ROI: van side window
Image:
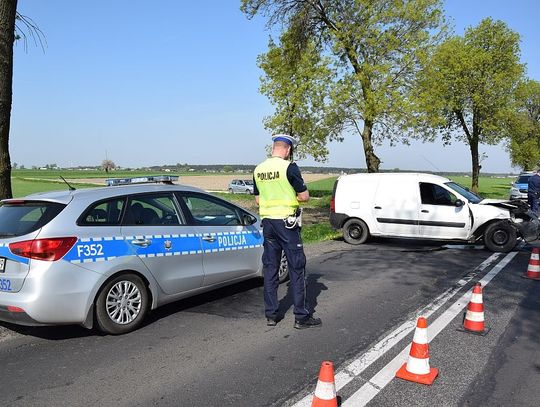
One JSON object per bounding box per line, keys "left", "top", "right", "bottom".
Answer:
{"left": 420, "top": 183, "right": 456, "bottom": 206}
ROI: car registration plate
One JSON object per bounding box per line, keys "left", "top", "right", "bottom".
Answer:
{"left": 0, "top": 257, "right": 4, "bottom": 272}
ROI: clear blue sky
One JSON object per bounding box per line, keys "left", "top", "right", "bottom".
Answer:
{"left": 10, "top": 0, "right": 540, "bottom": 173}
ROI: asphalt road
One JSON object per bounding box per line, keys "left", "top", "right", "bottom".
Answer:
{"left": 0, "top": 239, "right": 538, "bottom": 407}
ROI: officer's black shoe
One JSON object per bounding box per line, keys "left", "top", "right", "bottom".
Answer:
{"left": 294, "top": 316, "right": 322, "bottom": 329}
{"left": 267, "top": 318, "right": 278, "bottom": 327}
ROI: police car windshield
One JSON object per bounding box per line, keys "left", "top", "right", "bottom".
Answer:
{"left": 0, "top": 201, "right": 65, "bottom": 237}
{"left": 445, "top": 182, "right": 482, "bottom": 204}
{"left": 517, "top": 175, "right": 531, "bottom": 184}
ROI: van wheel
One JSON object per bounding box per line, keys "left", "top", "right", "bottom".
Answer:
{"left": 343, "top": 218, "right": 369, "bottom": 245}
{"left": 484, "top": 221, "right": 517, "bottom": 252}
{"left": 95, "top": 273, "right": 149, "bottom": 335}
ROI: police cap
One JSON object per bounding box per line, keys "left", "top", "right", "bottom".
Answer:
{"left": 271, "top": 134, "right": 297, "bottom": 147}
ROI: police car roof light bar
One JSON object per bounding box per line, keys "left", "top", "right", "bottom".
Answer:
{"left": 106, "top": 175, "right": 179, "bottom": 186}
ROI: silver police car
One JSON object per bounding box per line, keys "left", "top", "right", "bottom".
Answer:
{"left": 0, "top": 176, "right": 288, "bottom": 334}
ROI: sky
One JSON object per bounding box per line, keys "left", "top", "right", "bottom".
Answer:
{"left": 9, "top": 0, "right": 540, "bottom": 173}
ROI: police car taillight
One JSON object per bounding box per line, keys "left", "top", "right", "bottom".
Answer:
{"left": 330, "top": 197, "right": 335, "bottom": 212}
{"left": 9, "top": 237, "right": 78, "bottom": 261}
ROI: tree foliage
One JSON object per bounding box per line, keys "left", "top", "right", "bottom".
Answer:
{"left": 507, "top": 79, "right": 540, "bottom": 170}
{"left": 258, "top": 33, "right": 338, "bottom": 161}
{"left": 414, "top": 18, "right": 524, "bottom": 192}
{"left": 242, "top": 0, "right": 446, "bottom": 172}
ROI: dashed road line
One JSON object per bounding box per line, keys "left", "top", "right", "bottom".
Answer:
{"left": 342, "top": 251, "right": 517, "bottom": 406}
{"left": 290, "top": 252, "right": 503, "bottom": 407}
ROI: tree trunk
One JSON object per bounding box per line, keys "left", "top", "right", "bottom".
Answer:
{"left": 0, "top": 0, "right": 17, "bottom": 200}
{"left": 361, "top": 119, "right": 381, "bottom": 173}
{"left": 469, "top": 136, "right": 480, "bottom": 194}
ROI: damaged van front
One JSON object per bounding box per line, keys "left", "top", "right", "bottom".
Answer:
{"left": 472, "top": 198, "right": 540, "bottom": 251}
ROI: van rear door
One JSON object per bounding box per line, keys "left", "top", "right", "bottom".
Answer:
{"left": 372, "top": 176, "right": 419, "bottom": 237}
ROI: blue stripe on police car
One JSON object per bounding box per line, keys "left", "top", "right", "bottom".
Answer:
{"left": 63, "top": 231, "right": 263, "bottom": 264}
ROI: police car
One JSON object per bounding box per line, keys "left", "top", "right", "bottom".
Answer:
{"left": 0, "top": 176, "right": 288, "bottom": 334}
{"left": 509, "top": 172, "right": 533, "bottom": 200}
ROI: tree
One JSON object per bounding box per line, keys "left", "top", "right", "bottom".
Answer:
{"left": 0, "top": 0, "right": 18, "bottom": 199}
{"left": 0, "top": 3, "right": 44, "bottom": 199}
{"left": 242, "top": 0, "right": 446, "bottom": 172}
{"left": 414, "top": 18, "right": 524, "bottom": 192}
{"left": 101, "top": 159, "right": 116, "bottom": 173}
{"left": 258, "top": 33, "right": 338, "bottom": 161}
{"left": 507, "top": 79, "right": 540, "bottom": 170}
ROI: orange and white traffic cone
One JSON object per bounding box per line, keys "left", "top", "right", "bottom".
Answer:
{"left": 311, "top": 361, "right": 337, "bottom": 407}
{"left": 523, "top": 247, "right": 540, "bottom": 280}
{"left": 459, "top": 283, "right": 490, "bottom": 336}
{"left": 395, "top": 316, "right": 438, "bottom": 385}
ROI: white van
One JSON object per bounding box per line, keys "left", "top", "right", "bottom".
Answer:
{"left": 329, "top": 173, "right": 540, "bottom": 252}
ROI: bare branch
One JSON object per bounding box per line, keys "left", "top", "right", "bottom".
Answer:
{"left": 15, "top": 13, "right": 46, "bottom": 53}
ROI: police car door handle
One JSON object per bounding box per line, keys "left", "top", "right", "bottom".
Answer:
{"left": 374, "top": 206, "right": 382, "bottom": 210}
{"left": 131, "top": 239, "right": 152, "bottom": 247}
{"left": 202, "top": 235, "right": 216, "bottom": 242}
{"left": 421, "top": 209, "right": 429, "bottom": 213}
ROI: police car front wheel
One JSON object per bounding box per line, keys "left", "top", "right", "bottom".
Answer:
{"left": 278, "top": 251, "right": 289, "bottom": 283}
{"left": 95, "top": 273, "right": 149, "bottom": 335}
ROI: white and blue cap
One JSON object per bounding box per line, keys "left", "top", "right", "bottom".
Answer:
{"left": 271, "top": 134, "right": 297, "bottom": 147}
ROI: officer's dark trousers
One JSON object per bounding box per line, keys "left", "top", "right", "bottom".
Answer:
{"left": 528, "top": 193, "right": 539, "bottom": 214}
{"left": 261, "top": 218, "right": 310, "bottom": 322}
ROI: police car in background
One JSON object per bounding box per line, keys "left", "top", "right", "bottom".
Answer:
{"left": 0, "top": 176, "right": 288, "bottom": 334}
{"left": 509, "top": 172, "right": 533, "bottom": 200}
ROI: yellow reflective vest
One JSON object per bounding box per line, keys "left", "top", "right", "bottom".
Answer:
{"left": 254, "top": 157, "right": 299, "bottom": 219}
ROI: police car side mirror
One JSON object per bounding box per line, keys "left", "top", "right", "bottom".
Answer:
{"left": 242, "top": 214, "right": 257, "bottom": 226}
{"left": 455, "top": 199, "right": 464, "bottom": 208}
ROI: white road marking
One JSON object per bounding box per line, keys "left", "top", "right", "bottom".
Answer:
{"left": 342, "top": 251, "right": 517, "bottom": 407}
{"left": 290, "top": 252, "right": 503, "bottom": 407}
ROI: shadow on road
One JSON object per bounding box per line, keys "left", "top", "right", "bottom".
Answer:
{"left": 277, "top": 273, "right": 328, "bottom": 320}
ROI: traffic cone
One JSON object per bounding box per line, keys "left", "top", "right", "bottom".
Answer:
{"left": 523, "top": 247, "right": 540, "bottom": 280}
{"left": 459, "top": 283, "right": 490, "bottom": 336}
{"left": 311, "top": 361, "right": 337, "bottom": 407}
{"left": 395, "top": 316, "right": 438, "bottom": 385}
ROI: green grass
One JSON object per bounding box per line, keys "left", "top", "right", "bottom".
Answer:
{"left": 301, "top": 223, "right": 341, "bottom": 244}
{"left": 11, "top": 178, "right": 96, "bottom": 198}
{"left": 11, "top": 169, "right": 217, "bottom": 179}
{"left": 307, "top": 177, "right": 337, "bottom": 192}
{"left": 444, "top": 175, "right": 512, "bottom": 199}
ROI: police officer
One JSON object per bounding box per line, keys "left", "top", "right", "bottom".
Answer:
{"left": 253, "top": 134, "right": 322, "bottom": 329}
{"left": 528, "top": 169, "right": 540, "bottom": 214}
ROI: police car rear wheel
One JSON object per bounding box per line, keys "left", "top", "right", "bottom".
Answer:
{"left": 484, "top": 221, "right": 517, "bottom": 253}
{"left": 96, "top": 273, "right": 149, "bottom": 335}
{"left": 343, "top": 218, "right": 369, "bottom": 245}
{"left": 278, "top": 251, "right": 289, "bottom": 283}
